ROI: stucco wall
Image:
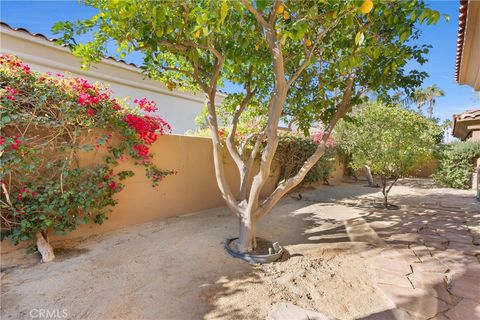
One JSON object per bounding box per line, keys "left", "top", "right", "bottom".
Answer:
{"left": 0, "top": 134, "right": 280, "bottom": 253}
{"left": 0, "top": 25, "right": 215, "bottom": 134}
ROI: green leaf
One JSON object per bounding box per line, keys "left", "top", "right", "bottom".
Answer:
{"left": 220, "top": 0, "right": 228, "bottom": 24}
{"left": 400, "top": 31, "right": 409, "bottom": 43}
{"left": 355, "top": 32, "right": 365, "bottom": 46}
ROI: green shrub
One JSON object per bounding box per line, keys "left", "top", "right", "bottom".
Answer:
{"left": 433, "top": 140, "right": 480, "bottom": 189}
{"left": 275, "top": 134, "right": 336, "bottom": 185}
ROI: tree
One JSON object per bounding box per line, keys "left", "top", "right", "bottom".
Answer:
{"left": 441, "top": 119, "right": 452, "bottom": 143}
{"left": 335, "top": 103, "right": 441, "bottom": 207}
{"left": 424, "top": 85, "right": 444, "bottom": 118}
{"left": 411, "top": 88, "right": 427, "bottom": 114}
{"left": 54, "top": 0, "right": 442, "bottom": 253}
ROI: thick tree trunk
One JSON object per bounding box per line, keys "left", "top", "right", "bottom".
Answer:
{"left": 237, "top": 211, "right": 257, "bottom": 253}
{"left": 36, "top": 231, "right": 55, "bottom": 262}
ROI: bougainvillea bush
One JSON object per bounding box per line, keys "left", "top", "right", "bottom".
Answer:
{"left": 0, "top": 55, "right": 173, "bottom": 261}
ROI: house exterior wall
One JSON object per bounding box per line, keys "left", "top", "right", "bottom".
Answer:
{"left": 0, "top": 25, "right": 212, "bottom": 134}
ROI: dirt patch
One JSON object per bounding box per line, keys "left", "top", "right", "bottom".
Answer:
{"left": 202, "top": 249, "right": 392, "bottom": 320}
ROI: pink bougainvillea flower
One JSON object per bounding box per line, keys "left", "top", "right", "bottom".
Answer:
{"left": 311, "top": 131, "right": 336, "bottom": 148}
{"left": 10, "top": 137, "right": 22, "bottom": 150}
{"left": 135, "top": 98, "right": 158, "bottom": 112}
{"left": 132, "top": 144, "right": 150, "bottom": 159}
{"left": 87, "top": 109, "right": 95, "bottom": 116}
{"left": 22, "top": 65, "right": 30, "bottom": 74}
{"left": 4, "top": 86, "right": 17, "bottom": 101}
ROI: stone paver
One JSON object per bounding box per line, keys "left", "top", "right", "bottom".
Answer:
{"left": 369, "top": 182, "right": 480, "bottom": 319}
{"left": 444, "top": 298, "right": 480, "bottom": 320}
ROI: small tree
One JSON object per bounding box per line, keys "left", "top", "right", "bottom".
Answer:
{"left": 335, "top": 103, "right": 440, "bottom": 207}
{"left": 54, "top": 0, "right": 442, "bottom": 253}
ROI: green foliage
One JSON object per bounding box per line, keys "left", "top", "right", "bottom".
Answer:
{"left": 275, "top": 134, "right": 336, "bottom": 185}
{"left": 0, "top": 55, "right": 173, "bottom": 247}
{"left": 433, "top": 141, "right": 480, "bottom": 189}
{"left": 335, "top": 103, "right": 440, "bottom": 180}
{"left": 52, "top": 0, "right": 444, "bottom": 135}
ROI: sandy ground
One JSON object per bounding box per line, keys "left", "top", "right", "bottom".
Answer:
{"left": 1, "top": 179, "right": 478, "bottom": 320}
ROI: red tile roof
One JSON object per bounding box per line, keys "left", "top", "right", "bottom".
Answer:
{"left": 455, "top": 0, "right": 469, "bottom": 82}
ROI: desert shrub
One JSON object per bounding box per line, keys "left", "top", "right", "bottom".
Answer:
{"left": 0, "top": 55, "right": 174, "bottom": 256}
{"left": 433, "top": 140, "right": 480, "bottom": 189}
{"left": 275, "top": 133, "right": 336, "bottom": 185}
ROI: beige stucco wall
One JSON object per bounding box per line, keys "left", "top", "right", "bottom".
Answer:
{"left": 0, "top": 134, "right": 279, "bottom": 253}
{"left": 0, "top": 25, "right": 219, "bottom": 133}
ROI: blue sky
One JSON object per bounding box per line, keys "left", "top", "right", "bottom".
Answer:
{"left": 1, "top": 0, "right": 479, "bottom": 122}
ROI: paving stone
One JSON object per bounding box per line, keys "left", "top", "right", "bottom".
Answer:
{"left": 407, "top": 271, "right": 446, "bottom": 289}
{"left": 377, "top": 284, "right": 450, "bottom": 319}
{"left": 409, "top": 244, "right": 433, "bottom": 262}
{"left": 444, "top": 298, "right": 480, "bottom": 320}
{"left": 429, "top": 313, "right": 452, "bottom": 320}
{"left": 422, "top": 240, "right": 449, "bottom": 251}
{"left": 449, "top": 275, "right": 480, "bottom": 302}
{"left": 387, "top": 233, "right": 420, "bottom": 243}
{"left": 267, "top": 302, "right": 331, "bottom": 320}
{"left": 419, "top": 227, "right": 440, "bottom": 237}
{"left": 373, "top": 256, "right": 413, "bottom": 275}
{"left": 380, "top": 246, "right": 416, "bottom": 257}
{"left": 376, "top": 269, "right": 414, "bottom": 288}
{"left": 411, "top": 260, "right": 449, "bottom": 274}
{"left": 441, "top": 231, "right": 474, "bottom": 245}
{"left": 447, "top": 242, "right": 480, "bottom": 257}
{"left": 406, "top": 272, "right": 455, "bottom": 304}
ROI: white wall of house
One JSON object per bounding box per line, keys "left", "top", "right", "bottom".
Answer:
{"left": 0, "top": 24, "right": 218, "bottom": 133}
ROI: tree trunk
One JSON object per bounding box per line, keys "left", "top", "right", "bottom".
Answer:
{"left": 364, "top": 165, "right": 374, "bottom": 186}
{"left": 36, "top": 231, "right": 55, "bottom": 262}
{"left": 237, "top": 214, "right": 257, "bottom": 253}
{"left": 381, "top": 177, "right": 388, "bottom": 208}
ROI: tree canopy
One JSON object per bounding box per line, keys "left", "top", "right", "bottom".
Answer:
{"left": 335, "top": 102, "right": 441, "bottom": 206}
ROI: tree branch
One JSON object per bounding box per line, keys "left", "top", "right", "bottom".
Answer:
{"left": 287, "top": 12, "right": 347, "bottom": 88}
{"left": 240, "top": 0, "right": 270, "bottom": 29}
{"left": 257, "top": 76, "right": 356, "bottom": 217}
{"left": 268, "top": 0, "right": 282, "bottom": 25}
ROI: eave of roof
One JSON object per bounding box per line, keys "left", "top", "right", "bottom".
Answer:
{"left": 455, "top": 0, "right": 469, "bottom": 82}
{"left": 0, "top": 21, "right": 140, "bottom": 69}
{"left": 452, "top": 108, "right": 480, "bottom": 139}
{"left": 0, "top": 21, "right": 229, "bottom": 97}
